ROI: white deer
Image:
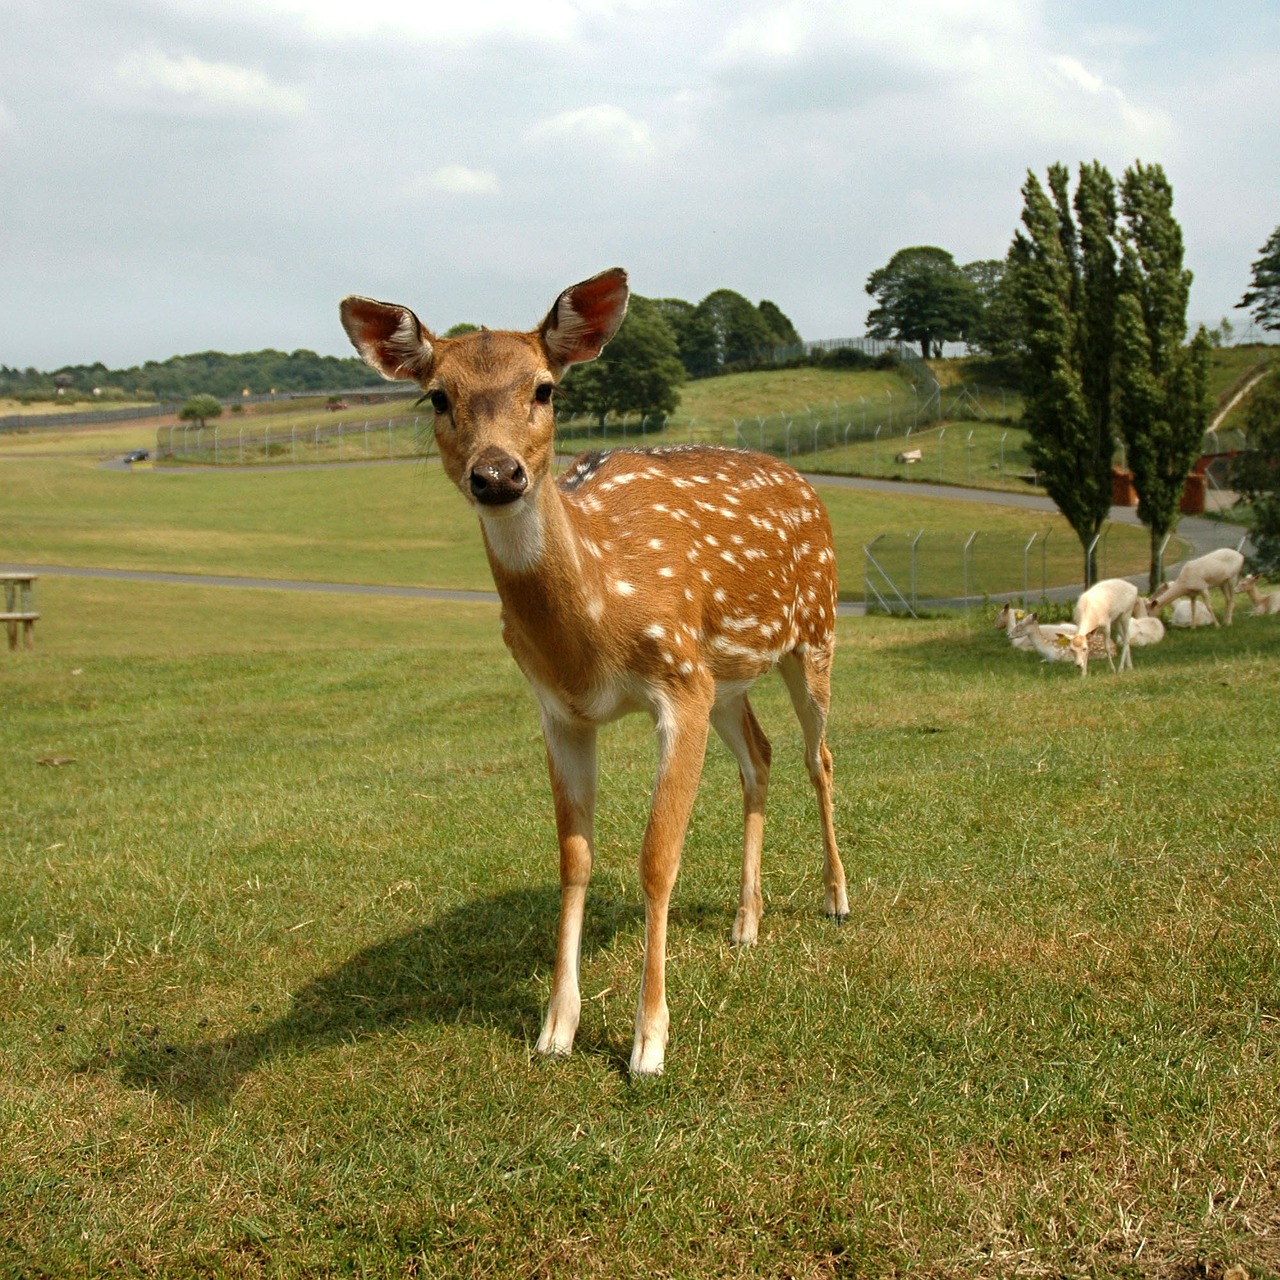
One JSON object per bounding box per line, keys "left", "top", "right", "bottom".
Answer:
{"left": 1068, "top": 578, "right": 1139, "bottom": 676}
{"left": 1147, "top": 547, "right": 1245, "bottom": 628}
{"left": 996, "top": 601, "right": 1079, "bottom": 652}
{"left": 340, "top": 269, "right": 848, "bottom": 1078}
{"left": 1010, "top": 612, "right": 1114, "bottom": 663}
{"left": 1239, "top": 573, "right": 1280, "bottom": 616}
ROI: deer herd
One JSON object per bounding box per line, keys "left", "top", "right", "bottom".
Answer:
{"left": 340, "top": 267, "right": 1270, "bottom": 1077}
{"left": 998, "top": 544, "right": 1265, "bottom": 677}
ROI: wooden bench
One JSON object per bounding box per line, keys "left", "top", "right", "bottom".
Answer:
{"left": 1, "top": 573, "right": 38, "bottom": 650}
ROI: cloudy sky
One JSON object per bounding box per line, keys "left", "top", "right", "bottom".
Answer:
{"left": 1, "top": 0, "right": 1277, "bottom": 371}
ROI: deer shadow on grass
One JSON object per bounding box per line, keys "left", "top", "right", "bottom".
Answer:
{"left": 112, "top": 885, "right": 642, "bottom": 1108}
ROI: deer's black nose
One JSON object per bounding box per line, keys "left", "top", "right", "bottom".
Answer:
{"left": 469, "top": 449, "right": 528, "bottom": 505}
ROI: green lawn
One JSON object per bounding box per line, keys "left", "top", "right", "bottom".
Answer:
{"left": 2, "top": 577, "right": 1279, "bottom": 1277}
{"left": 0, "top": 454, "right": 1173, "bottom": 605}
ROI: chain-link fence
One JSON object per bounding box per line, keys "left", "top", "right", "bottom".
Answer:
{"left": 861, "top": 524, "right": 1163, "bottom": 615}
{"left": 157, "top": 415, "right": 429, "bottom": 464}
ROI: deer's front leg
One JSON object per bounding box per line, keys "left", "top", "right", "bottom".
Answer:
{"left": 632, "top": 693, "right": 711, "bottom": 1078}
{"left": 536, "top": 714, "right": 597, "bottom": 1061}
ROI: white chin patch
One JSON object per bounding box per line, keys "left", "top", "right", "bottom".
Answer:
{"left": 480, "top": 495, "right": 543, "bottom": 572}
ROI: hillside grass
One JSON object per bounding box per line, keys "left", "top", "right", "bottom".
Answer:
{"left": 2, "top": 576, "right": 1279, "bottom": 1278}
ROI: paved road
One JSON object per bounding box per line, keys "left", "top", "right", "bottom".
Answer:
{"left": 3, "top": 467, "right": 1250, "bottom": 617}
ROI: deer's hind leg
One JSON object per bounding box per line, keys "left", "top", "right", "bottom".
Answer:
{"left": 778, "top": 643, "right": 848, "bottom": 923}
{"left": 711, "top": 691, "right": 772, "bottom": 946}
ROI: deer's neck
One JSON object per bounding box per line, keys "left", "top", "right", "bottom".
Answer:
{"left": 477, "top": 478, "right": 610, "bottom": 688}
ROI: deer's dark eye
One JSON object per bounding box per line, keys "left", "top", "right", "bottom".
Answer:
{"left": 428, "top": 390, "right": 450, "bottom": 414}
{"left": 534, "top": 382, "right": 555, "bottom": 405}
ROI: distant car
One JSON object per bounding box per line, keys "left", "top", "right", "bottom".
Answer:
{"left": 326, "top": 400, "right": 349, "bottom": 411}
{"left": 122, "top": 449, "right": 149, "bottom": 463}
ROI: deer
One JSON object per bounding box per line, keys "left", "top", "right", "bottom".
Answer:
{"left": 1067, "top": 578, "right": 1139, "bottom": 676}
{"left": 1147, "top": 547, "right": 1245, "bottom": 628}
{"left": 1239, "top": 572, "right": 1280, "bottom": 616}
{"left": 1009, "top": 611, "right": 1115, "bottom": 663}
{"left": 339, "top": 268, "right": 848, "bottom": 1078}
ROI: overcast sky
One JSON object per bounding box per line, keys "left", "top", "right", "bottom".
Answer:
{"left": 1, "top": 0, "right": 1277, "bottom": 371}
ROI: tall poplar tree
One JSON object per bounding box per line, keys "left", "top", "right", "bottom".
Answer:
{"left": 1010, "top": 163, "right": 1117, "bottom": 583}
{"left": 1113, "top": 162, "right": 1212, "bottom": 589}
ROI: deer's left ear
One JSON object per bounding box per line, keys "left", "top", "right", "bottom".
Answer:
{"left": 539, "top": 268, "right": 629, "bottom": 371}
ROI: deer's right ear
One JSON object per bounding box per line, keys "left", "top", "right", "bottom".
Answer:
{"left": 539, "top": 267, "right": 629, "bottom": 371}
{"left": 339, "top": 296, "right": 434, "bottom": 382}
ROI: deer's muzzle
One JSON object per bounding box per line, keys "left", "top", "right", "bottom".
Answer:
{"left": 469, "top": 448, "right": 529, "bottom": 506}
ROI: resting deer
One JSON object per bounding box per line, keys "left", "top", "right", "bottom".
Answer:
{"left": 1068, "top": 578, "right": 1138, "bottom": 676}
{"left": 1147, "top": 547, "right": 1245, "bottom": 627}
{"left": 1239, "top": 573, "right": 1280, "bottom": 616}
{"left": 339, "top": 269, "right": 847, "bottom": 1077}
{"left": 1010, "top": 612, "right": 1113, "bottom": 663}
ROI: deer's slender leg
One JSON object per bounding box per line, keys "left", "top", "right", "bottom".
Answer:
{"left": 710, "top": 693, "right": 772, "bottom": 946}
{"left": 536, "top": 713, "right": 597, "bottom": 1060}
{"left": 631, "top": 689, "right": 712, "bottom": 1077}
{"left": 779, "top": 645, "right": 848, "bottom": 923}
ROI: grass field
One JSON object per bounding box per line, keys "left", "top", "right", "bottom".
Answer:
{"left": 3, "top": 573, "right": 1279, "bottom": 1278}
{"left": 0, "top": 453, "right": 1172, "bottom": 604}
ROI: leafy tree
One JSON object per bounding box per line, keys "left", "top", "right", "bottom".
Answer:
{"left": 695, "top": 289, "right": 777, "bottom": 369}
{"left": 961, "top": 256, "right": 1033, "bottom": 363}
{"left": 864, "top": 246, "right": 980, "bottom": 358}
{"left": 179, "top": 394, "right": 223, "bottom": 429}
{"left": 559, "top": 295, "right": 685, "bottom": 426}
{"left": 653, "top": 298, "right": 719, "bottom": 378}
{"left": 445, "top": 323, "right": 479, "bottom": 337}
{"left": 758, "top": 300, "right": 801, "bottom": 347}
{"left": 1113, "top": 162, "right": 1212, "bottom": 589}
{"left": 1010, "top": 164, "right": 1118, "bottom": 583}
{"left": 1013, "top": 160, "right": 1208, "bottom": 586}
{"left": 1232, "top": 373, "right": 1280, "bottom": 576}
{"left": 1237, "top": 225, "right": 1280, "bottom": 332}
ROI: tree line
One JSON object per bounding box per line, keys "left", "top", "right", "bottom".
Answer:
{"left": 0, "top": 348, "right": 377, "bottom": 403}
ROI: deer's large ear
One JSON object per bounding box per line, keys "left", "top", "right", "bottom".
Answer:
{"left": 539, "top": 268, "right": 629, "bottom": 371}
{"left": 339, "top": 296, "right": 434, "bottom": 382}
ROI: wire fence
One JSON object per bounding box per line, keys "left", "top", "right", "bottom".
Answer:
{"left": 157, "top": 416, "right": 429, "bottom": 464}
{"left": 862, "top": 526, "right": 1138, "bottom": 615}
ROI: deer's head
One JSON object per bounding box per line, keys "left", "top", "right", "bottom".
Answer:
{"left": 340, "top": 269, "right": 629, "bottom": 515}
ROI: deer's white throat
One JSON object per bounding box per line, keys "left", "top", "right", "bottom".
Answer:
{"left": 478, "top": 490, "right": 545, "bottom": 573}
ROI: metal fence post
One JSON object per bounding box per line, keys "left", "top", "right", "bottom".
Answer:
{"left": 910, "top": 529, "right": 924, "bottom": 610}
{"left": 1023, "top": 532, "right": 1037, "bottom": 604}
{"left": 938, "top": 426, "right": 946, "bottom": 482}
{"left": 963, "top": 531, "right": 977, "bottom": 608}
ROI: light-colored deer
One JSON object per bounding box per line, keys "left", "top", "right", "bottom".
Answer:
{"left": 339, "top": 269, "right": 848, "bottom": 1077}
{"left": 1010, "top": 612, "right": 1115, "bottom": 663}
{"left": 1068, "top": 578, "right": 1139, "bottom": 676}
{"left": 1239, "top": 573, "right": 1280, "bottom": 616}
{"left": 1147, "top": 548, "right": 1245, "bottom": 627}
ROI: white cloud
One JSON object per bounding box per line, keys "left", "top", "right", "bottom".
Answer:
{"left": 526, "top": 104, "right": 655, "bottom": 161}
{"left": 114, "top": 47, "right": 307, "bottom": 117}
{"left": 421, "top": 165, "right": 501, "bottom": 196}
{"left": 154, "top": 0, "right": 583, "bottom": 44}
{"left": 0, "top": 100, "right": 18, "bottom": 145}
